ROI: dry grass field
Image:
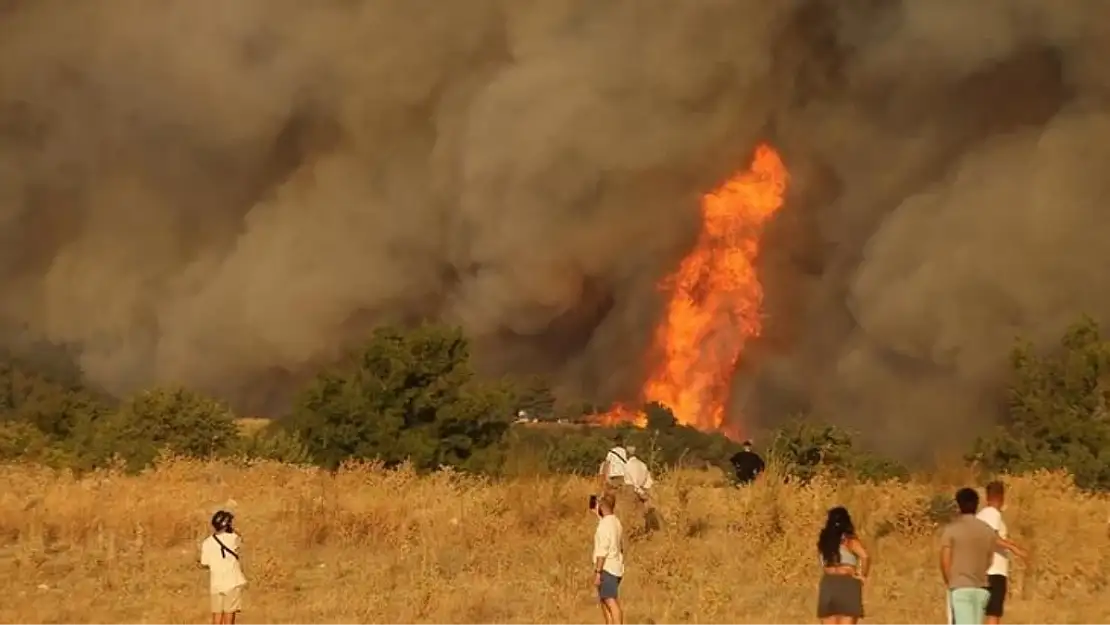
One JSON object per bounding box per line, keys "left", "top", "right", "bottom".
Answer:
{"left": 2, "top": 459, "right": 1109, "bottom": 624}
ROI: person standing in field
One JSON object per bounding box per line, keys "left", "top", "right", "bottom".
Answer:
{"left": 592, "top": 492, "right": 625, "bottom": 625}
{"left": 200, "top": 510, "right": 248, "bottom": 625}
{"left": 623, "top": 445, "right": 660, "bottom": 531}
{"left": 976, "top": 481, "right": 1022, "bottom": 624}
{"left": 729, "top": 440, "right": 765, "bottom": 485}
{"left": 940, "top": 488, "right": 1026, "bottom": 625}
{"left": 816, "top": 506, "right": 870, "bottom": 624}
{"left": 598, "top": 435, "right": 629, "bottom": 494}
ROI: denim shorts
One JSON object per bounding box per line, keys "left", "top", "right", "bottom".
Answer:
{"left": 598, "top": 571, "right": 622, "bottom": 600}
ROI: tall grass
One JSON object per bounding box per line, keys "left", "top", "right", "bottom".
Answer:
{"left": 1, "top": 458, "right": 1108, "bottom": 623}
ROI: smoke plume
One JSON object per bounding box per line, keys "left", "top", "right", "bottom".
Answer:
{"left": 1, "top": 0, "right": 1108, "bottom": 458}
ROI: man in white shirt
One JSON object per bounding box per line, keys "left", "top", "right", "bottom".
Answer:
{"left": 623, "top": 446, "right": 662, "bottom": 531}
{"left": 200, "top": 510, "right": 248, "bottom": 624}
{"left": 598, "top": 436, "right": 629, "bottom": 493}
{"left": 623, "top": 446, "right": 653, "bottom": 500}
{"left": 592, "top": 493, "right": 625, "bottom": 625}
{"left": 976, "top": 481, "right": 1022, "bottom": 624}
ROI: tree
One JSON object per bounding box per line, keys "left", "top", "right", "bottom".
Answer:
{"left": 94, "top": 387, "right": 240, "bottom": 469}
{"left": 644, "top": 401, "right": 677, "bottom": 430}
{"left": 970, "top": 316, "right": 1110, "bottom": 490}
{"left": 289, "top": 324, "right": 512, "bottom": 471}
{"left": 767, "top": 417, "right": 907, "bottom": 483}
{"left": 0, "top": 358, "right": 111, "bottom": 444}
{"left": 508, "top": 374, "right": 557, "bottom": 421}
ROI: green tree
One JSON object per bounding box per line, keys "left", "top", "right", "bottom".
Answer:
{"left": 0, "top": 359, "right": 111, "bottom": 441}
{"left": 644, "top": 401, "right": 677, "bottom": 430}
{"left": 768, "top": 417, "right": 907, "bottom": 483}
{"left": 970, "top": 316, "right": 1110, "bottom": 490}
{"left": 508, "top": 374, "right": 557, "bottom": 421}
{"left": 94, "top": 387, "right": 240, "bottom": 469}
{"left": 289, "top": 324, "right": 512, "bottom": 471}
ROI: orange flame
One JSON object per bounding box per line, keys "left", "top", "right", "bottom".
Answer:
{"left": 599, "top": 143, "right": 787, "bottom": 437}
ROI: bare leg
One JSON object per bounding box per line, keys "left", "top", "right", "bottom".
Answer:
{"left": 211, "top": 613, "right": 220, "bottom": 625}
{"left": 600, "top": 601, "right": 612, "bottom": 624}
{"left": 604, "top": 598, "right": 623, "bottom": 624}
{"left": 819, "top": 618, "right": 837, "bottom": 625}
{"left": 985, "top": 617, "right": 1000, "bottom": 625}
{"left": 227, "top": 612, "right": 237, "bottom": 624}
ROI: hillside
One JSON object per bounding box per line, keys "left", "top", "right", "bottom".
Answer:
{"left": 2, "top": 459, "right": 1108, "bottom": 623}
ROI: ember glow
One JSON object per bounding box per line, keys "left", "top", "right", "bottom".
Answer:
{"left": 599, "top": 143, "right": 787, "bottom": 437}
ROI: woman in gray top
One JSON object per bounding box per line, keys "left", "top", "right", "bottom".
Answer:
{"left": 817, "top": 506, "right": 871, "bottom": 624}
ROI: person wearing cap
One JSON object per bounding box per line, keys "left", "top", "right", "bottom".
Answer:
{"left": 730, "top": 440, "right": 766, "bottom": 485}
{"left": 199, "top": 510, "right": 248, "bottom": 624}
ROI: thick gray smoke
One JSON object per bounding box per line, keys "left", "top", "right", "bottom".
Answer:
{"left": 1, "top": 0, "right": 1108, "bottom": 458}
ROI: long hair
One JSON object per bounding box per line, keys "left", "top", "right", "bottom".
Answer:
{"left": 817, "top": 506, "right": 855, "bottom": 565}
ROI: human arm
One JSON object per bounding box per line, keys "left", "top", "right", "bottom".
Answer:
{"left": 997, "top": 536, "right": 1026, "bottom": 560}
{"left": 939, "top": 528, "right": 953, "bottom": 586}
{"left": 847, "top": 536, "right": 870, "bottom": 580}
{"left": 592, "top": 522, "right": 612, "bottom": 585}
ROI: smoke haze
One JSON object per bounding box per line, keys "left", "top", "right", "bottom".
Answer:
{"left": 1, "top": 0, "right": 1108, "bottom": 458}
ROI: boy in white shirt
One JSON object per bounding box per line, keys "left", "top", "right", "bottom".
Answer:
{"left": 592, "top": 493, "right": 625, "bottom": 625}
{"left": 976, "top": 481, "right": 1022, "bottom": 624}
{"left": 199, "top": 510, "right": 248, "bottom": 624}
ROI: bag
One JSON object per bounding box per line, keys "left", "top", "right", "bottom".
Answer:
{"left": 212, "top": 534, "right": 239, "bottom": 560}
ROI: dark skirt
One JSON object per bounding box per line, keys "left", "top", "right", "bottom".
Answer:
{"left": 817, "top": 573, "right": 864, "bottom": 619}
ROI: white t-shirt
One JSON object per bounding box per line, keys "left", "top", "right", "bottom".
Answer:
{"left": 593, "top": 514, "right": 625, "bottom": 577}
{"left": 976, "top": 506, "right": 1009, "bottom": 577}
{"left": 624, "top": 456, "right": 653, "bottom": 494}
{"left": 604, "top": 447, "right": 628, "bottom": 478}
{"left": 200, "top": 532, "right": 248, "bottom": 593}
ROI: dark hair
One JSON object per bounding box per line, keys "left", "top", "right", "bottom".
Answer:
{"left": 985, "top": 480, "right": 1005, "bottom": 499}
{"left": 613, "top": 434, "right": 624, "bottom": 446}
{"left": 211, "top": 510, "right": 235, "bottom": 533}
{"left": 955, "top": 487, "right": 980, "bottom": 514}
{"left": 817, "top": 506, "right": 855, "bottom": 565}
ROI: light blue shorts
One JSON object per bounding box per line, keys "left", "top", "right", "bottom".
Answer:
{"left": 948, "top": 587, "right": 990, "bottom": 624}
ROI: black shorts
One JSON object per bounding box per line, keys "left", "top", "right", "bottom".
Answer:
{"left": 817, "top": 574, "right": 863, "bottom": 619}
{"left": 986, "top": 574, "right": 1008, "bottom": 617}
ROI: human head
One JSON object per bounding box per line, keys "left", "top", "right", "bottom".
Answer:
{"left": 211, "top": 510, "right": 234, "bottom": 533}
{"left": 817, "top": 506, "right": 855, "bottom": 563}
{"left": 955, "top": 487, "right": 980, "bottom": 515}
{"left": 825, "top": 506, "right": 854, "bottom": 535}
{"left": 985, "top": 480, "right": 1005, "bottom": 508}
{"left": 598, "top": 492, "right": 616, "bottom": 517}
{"left": 626, "top": 445, "right": 637, "bottom": 457}
{"left": 613, "top": 434, "right": 624, "bottom": 448}
{"left": 742, "top": 439, "right": 753, "bottom": 451}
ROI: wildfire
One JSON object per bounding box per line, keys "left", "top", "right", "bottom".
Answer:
{"left": 599, "top": 143, "right": 787, "bottom": 436}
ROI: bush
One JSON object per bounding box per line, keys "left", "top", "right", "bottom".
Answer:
{"left": 767, "top": 417, "right": 907, "bottom": 483}
{"left": 93, "top": 387, "right": 240, "bottom": 470}
{"left": 289, "top": 324, "right": 512, "bottom": 472}
{"left": 970, "top": 316, "right": 1110, "bottom": 490}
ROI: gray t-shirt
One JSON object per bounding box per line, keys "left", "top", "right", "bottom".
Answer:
{"left": 940, "top": 515, "right": 997, "bottom": 589}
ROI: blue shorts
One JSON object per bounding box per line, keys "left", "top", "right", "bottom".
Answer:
{"left": 598, "top": 571, "right": 622, "bottom": 600}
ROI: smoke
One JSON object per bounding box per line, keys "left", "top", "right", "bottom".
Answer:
{"left": 1, "top": 0, "right": 1108, "bottom": 458}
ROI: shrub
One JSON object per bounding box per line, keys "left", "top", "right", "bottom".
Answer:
{"left": 93, "top": 387, "right": 240, "bottom": 470}
{"left": 767, "top": 417, "right": 907, "bottom": 483}
{"left": 970, "top": 316, "right": 1110, "bottom": 490}
{"left": 289, "top": 324, "right": 512, "bottom": 472}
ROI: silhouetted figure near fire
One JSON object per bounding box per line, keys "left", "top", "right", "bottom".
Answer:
{"left": 730, "top": 440, "right": 765, "bottom": 485}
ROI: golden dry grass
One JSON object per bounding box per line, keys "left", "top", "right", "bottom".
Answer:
{"left": 2, "top": 459, "right": 1109, "bottom": 624}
